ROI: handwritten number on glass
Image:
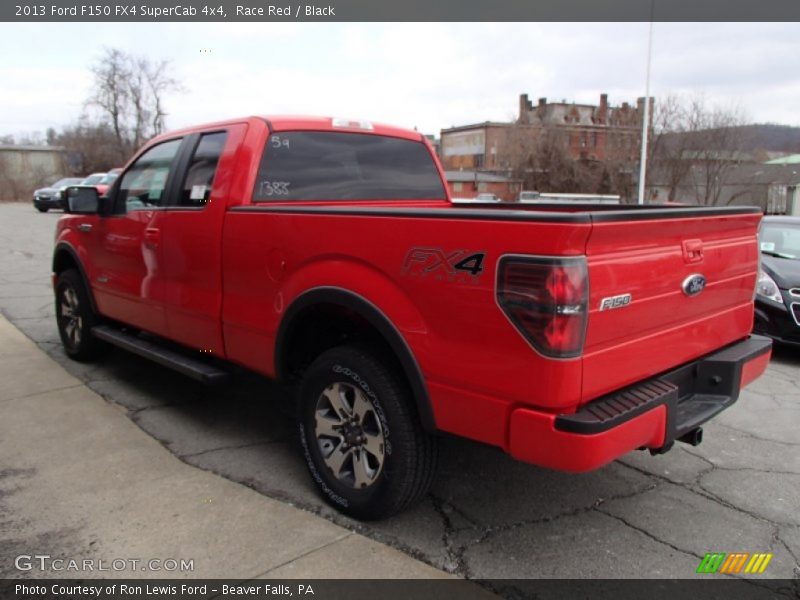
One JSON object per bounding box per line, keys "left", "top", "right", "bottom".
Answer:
{"left": 270, "top": 136, "right": 290, "bottom": 150}
{"left": 259, "top": 181, "right": 291, "bottom": 196}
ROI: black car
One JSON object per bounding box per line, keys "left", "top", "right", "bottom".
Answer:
{"left": 754, "top": 216, "right": 800, "bottom": 345}
{"left": 32, "top": 177, "right": 84, "bottom": 212}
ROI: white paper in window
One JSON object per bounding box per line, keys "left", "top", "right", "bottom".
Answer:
{"left": 190, "top": 185, "right": 207, "bottom": 200}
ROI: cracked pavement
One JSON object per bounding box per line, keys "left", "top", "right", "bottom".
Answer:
{"left": 1, "top": 202, "right": 798, "bottom": 583}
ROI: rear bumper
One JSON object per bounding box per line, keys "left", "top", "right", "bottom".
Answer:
{"left": 508, "top": 335, "right": 772, "bottom": 472}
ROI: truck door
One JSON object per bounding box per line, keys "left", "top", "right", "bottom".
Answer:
{"left": 158, "top": 124, "right": 247, "bottom": 356}
{"left": 85, "top": 138, "right": 184, "bottom": 334}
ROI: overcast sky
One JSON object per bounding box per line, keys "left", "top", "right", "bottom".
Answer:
{"left": 1, "top": 22, "right": 798, "bottom": 139}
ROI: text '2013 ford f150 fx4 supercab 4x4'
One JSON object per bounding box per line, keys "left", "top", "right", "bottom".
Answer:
{"left": 53, "top": 116, "right": 771, "bottom": 519}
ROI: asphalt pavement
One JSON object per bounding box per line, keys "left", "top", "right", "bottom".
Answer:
{"left": 0, "top": 315, "right": 461, "bottom": 581}
{"left": 0, "top": 202, "right": 798, "bottom": 584}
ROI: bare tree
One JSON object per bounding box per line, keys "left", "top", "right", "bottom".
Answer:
{"left": 502, "top": 125, "right": 570, "bottom": 192}
{"left": 51, "top": 120, "right": 129, "bottom": 173}
{"left": 87, "top": 48, "right": 182, "bottom": 157}
{"left": 89, "top": 48, "right": 130, "bottom": 151}
{"left": 644, "top": 95, "right": 691, "bottom": 201}
{"left": 144, "top": 58, "right": 179, "bottom": 137}
{"left": 501, "top": 123, "right": 634, "bottom": 198}
{"left": 0, "top": 132, "right": 48, "bottom": 146}
{"left": 647, "top": 94, "right": 749, "bottom": 205}
{"left": 686, "top": 101, "right": 749, "bottom": 206}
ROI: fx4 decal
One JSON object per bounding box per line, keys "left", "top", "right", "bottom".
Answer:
{"left": 401, "top": 247, "right": 487, "bottom": 282}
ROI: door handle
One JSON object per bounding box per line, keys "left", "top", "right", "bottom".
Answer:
{"left": 144, "top": 227, "right": 161, "bottom": 248}
{"left": 77, "top": 223, "right": 92, "bottom": 233}
{"left": 682, "top": 239, "right": 704, "bottom": 264}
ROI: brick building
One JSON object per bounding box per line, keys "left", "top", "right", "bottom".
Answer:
{"left": 440, "top": 93, "right": 652, "bottom": 171}
{"left": 444, "top": 170, "right": 522, "bottom": 201}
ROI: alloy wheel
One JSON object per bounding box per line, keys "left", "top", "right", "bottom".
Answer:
{"left": 314, "top": 381, "right": 385, "bottom": 489}
{"left": 60, "top": 286, "right": 83, "bottom": 348}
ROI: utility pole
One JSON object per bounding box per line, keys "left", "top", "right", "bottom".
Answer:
{"left": 637, "top": 5, "right": 655, "bottom": 205}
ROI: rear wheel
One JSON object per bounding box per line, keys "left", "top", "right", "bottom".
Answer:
{"left": 298, "top": 345, "right": 438, "bottom": 520}
{"left": 55, "top": 269, "right": 107, "bottom": 361}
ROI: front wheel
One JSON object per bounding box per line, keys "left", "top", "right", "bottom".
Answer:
{"left": 298, "top": 345, "right": 439, "bottom": 520}
{"left": 55, "top": 269, "right": 107, "bottom": 361}
{"left": 36, "top": 206, "right": 48, "bottom": 213}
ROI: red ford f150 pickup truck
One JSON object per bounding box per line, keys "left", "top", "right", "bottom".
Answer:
{"left": 53, "top": 116, "right": 771, "bottom": 519}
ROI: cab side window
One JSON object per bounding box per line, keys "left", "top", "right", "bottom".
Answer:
{"left": 178, "top": 132, "right": 228, "bottom": 208}
{"left": 117, "top": 139, "right": 182, "bottom": 212}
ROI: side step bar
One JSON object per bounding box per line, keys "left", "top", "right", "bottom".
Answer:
{"left": 91, "top": 325, "right": 229, "bottom": 385}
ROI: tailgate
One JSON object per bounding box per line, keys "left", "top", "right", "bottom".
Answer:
{"left": 581, "top": 210, "right": 762, "bottom": 403}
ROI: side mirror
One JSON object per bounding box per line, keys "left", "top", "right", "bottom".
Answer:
{"left": 65, "top": 186, "right": 100, "bottom": 214}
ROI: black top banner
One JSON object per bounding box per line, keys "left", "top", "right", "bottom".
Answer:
{"left": 4, "top": 0, "right": 800, "bottom": 22}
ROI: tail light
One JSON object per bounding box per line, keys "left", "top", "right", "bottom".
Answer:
{"left": 497, "top": 256, "right": 589, "bottom": 358}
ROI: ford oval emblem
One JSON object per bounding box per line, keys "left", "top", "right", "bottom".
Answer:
{"left": 682, "top": 274, "right": 706, "bottom": 297}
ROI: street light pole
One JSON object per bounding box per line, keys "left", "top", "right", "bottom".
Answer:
{"left": 637, "top": 8, "right": 654, "bottom": 205}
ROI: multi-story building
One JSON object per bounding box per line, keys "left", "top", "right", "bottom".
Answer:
{"left": 440, "top": 93, "right": 652, "bottom": 171}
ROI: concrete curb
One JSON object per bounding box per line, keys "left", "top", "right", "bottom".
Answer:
{"left": 0, "top": 315, "right": 457, "bottom": 580}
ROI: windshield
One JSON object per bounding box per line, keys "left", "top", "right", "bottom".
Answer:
{"left": 51, "top": 178, "right": 82, "bottom": 188}
{"left": 82, "top": 174, "right": 105, "bottom": 185}
{"left": 760, "top": 222, "right": 800, "bottom": 259}
{"left": 100, "top": 172, "right": 119, "bottom": 184}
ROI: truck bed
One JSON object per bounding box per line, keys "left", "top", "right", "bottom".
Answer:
{"left": 224, "top": 201, "right": 762, "bottom": 448}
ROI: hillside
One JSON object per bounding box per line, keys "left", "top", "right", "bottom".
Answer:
{"left": 735, "top": 124, "right": 800, "bottom": 153}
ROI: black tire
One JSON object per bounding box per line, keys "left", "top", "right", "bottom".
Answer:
{"left": 55, "top": 269, "right": 107, "bottom": 361}
{"left": 298, "top": 345, "right": 438, "bottom": 520}
{"left": 36, "top": 206, "right": 48, "bottom": 213}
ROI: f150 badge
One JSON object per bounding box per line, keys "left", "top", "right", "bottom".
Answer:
{"left": 599, "top": 294, "right": 632, "bottom": 311}
{"left": 401, "top": 247, "right": 486, "bottom": 283}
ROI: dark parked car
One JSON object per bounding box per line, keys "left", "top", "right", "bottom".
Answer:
{"left": 32, "top": 177, "right": 84, "bottom": 212}
{"left": 754, "top": 216, "right": 800, "bottom": 345}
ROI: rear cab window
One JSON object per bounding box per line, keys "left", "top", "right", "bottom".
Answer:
{"left": 252, "top": 131, "right": 446, "bottom": 201}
